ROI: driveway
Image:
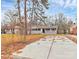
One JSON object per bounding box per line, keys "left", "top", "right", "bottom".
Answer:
{"left": 13, "top": 36, "right": 77, "bottom": 59}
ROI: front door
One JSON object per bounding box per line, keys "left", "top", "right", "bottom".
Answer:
{"left": 42, "top": 29, "right": 45, "bottom": 33}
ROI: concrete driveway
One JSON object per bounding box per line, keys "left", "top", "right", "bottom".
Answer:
{"left": 13, "top": 36, "right": 77, "bottom": 59}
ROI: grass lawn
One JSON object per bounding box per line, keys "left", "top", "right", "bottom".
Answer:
{"left": 1, "top": 34, "right": 64, "bottom": 45}
{"left": 1, "top": 34, "right": 46, "bottom": 45}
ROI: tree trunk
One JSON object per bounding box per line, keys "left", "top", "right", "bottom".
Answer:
{"left": 29, "top": 23, "right": 31, "bottom": 34}
{"left": 24, "top": 0, "right": 27, "bottom": 35}
{"left": 17, "top": 0, "right": 21, "bottom": 22}
{"left": 29, "top": 0, "right": 34, "bottom": 35}
{"left": 17, "top": 0, "right": 22, "bottom": 35}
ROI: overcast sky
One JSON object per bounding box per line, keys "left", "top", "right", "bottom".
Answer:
{"left": 1, "top": 0, "right": 77, "bottom": 22}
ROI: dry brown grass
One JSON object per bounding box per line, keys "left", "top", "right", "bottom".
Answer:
{"left": 1, "top": 34, "right": 64, "bottom": 45}
{"left": 65, "top": 35, "right": 77, "bottom": 44}
{"left": 1, "top": 34, "right": 47, "bottom": 59}
{"left": 1, "top": 34, "right": 47, "bottom": 45}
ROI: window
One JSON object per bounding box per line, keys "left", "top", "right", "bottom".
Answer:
{"left": 32, "top": 28, "right": 41, "bottom": 31}
{"left": 38, "top": 28, "right": 41, "bottom": 31}
{"left": 32, "top": 29, "right": 36, "bottom": 31}
{"left": 45, "top": 28, "right": 50, "bottom": 30}
{"left": 51, "top": 28, "right": 56, "bottom": 30}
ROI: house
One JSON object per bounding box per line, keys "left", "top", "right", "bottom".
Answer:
{"left": 70, "top": 23, "right": 77, "bottom": 35}
{"left": 1, "top": 21, "right": 58, "bottom": 34}
{"left": 14, "top": 25, "right": 58, "bottom": 34}
{"left": 30, "top": 25, "right": 58, "bottom": 34}
{"left": 2, "top": 24, "right": 58, "bottom": 34}
{"left": 1, "top": 25, "right": 7, "bottom": 34}
{"left": 1, "top": 23, "right": 15, "bottom": 34}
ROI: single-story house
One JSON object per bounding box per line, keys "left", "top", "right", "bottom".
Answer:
{"left": 14, "top": 25, "right": 58, "bottom": 34}
{"left": 30, "top": 25, "right": 58, "bottom": 34}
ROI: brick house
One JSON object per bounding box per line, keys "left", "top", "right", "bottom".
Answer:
{"left": 70, "top": 24, "right": 77, "bottom": 35}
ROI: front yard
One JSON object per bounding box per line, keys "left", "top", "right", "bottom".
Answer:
{"left": 2, "top": 34, "right": 75, "bottom": 59}
{"left": 1, "top": 34, "right": 47, "bottom": 59}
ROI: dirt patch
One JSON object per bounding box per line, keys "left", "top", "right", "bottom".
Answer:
{"left": 1, "top": 42, "right": 26, "bottom": 59}
{"left": 66, "top": 35, "right": 77, "bottom": 44}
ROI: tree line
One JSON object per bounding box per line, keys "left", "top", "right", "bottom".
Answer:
{"left": 1, "top": 0, "right": 76, "bottom": 34}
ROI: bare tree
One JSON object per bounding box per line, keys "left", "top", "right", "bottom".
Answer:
{"left": 54, "top": 13, "right": 69, "bottom": 34}
{"left": 1, "top": 20, "right": 8, "bottom": 34}
{"left": 24, "top": 0, "right": 28, "bottom": 35}
{"left": 17, "top": 0, "right": 22, "bottom": 23}
{"left": 31, "top": 0, "right": 48, "bottom": 24}
{"left": 4, "top": 10, "right": 18, "bottom": 34}
{"left": 41, "top": 0, "right": 48, "bottom": 9}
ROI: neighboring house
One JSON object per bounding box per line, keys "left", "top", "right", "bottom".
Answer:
{"left": 1, "top": 25, "right": 6, "bottom": 34}
{"left": 70, "top": 24, "right": 77, "bottom": 35}
{"left": 5, "top": 29, "right": 12, "bottom": 34}
{"left": 1, "top": 24, "right": 15, "bottom": 34}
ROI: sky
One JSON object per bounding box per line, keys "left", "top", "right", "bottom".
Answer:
{"left": 1, "top": 0, "right": 77, "bottom": 22}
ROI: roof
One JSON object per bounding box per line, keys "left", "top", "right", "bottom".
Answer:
{"left": 31, "top": 25, "right": 58, "bottom": 29}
